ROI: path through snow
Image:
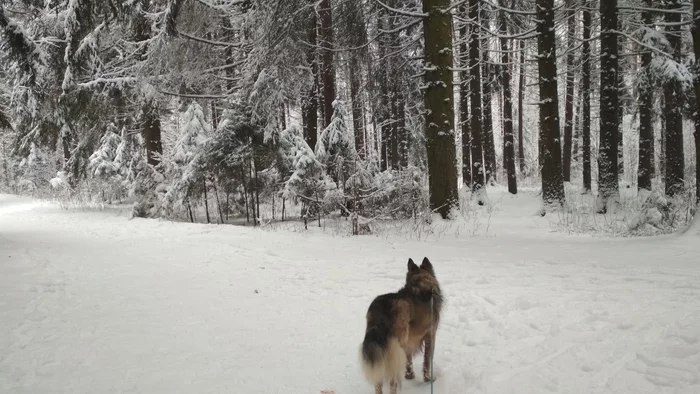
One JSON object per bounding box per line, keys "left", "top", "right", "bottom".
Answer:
{"left": 1, "top": 194, "right": 699, "bottom": 393}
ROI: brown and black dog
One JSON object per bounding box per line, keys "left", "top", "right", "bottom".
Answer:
{"left": 360, "top": 258, "right": 443, "bottom": 394}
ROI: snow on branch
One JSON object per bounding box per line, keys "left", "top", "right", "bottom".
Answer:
{"left": 374, "top": 0, "right": 427, "bottom": 19}
{"left": 0, "top": 6, "right": 46, "bottom": 86}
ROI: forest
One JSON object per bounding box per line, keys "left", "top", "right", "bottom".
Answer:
{"left": 1, "top": 0, "right": 699, "bottom": 235}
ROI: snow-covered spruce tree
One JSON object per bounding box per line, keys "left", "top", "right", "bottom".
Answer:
{"left": 283, "top": 123, "right": 332, "bottom": 226}
{"left": 162, "top": 102, "right": 212, "bottom": 219}
{"left": 88, "top": 123, "right": 126, "bottom": 201}
{"left": 316, "top": 99, "right": 355, "bottom": 187}
{"left": 18, "top": 142, "right": 55, "bottom": 194}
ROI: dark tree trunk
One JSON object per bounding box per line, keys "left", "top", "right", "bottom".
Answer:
{"left": 499, "top": 5, "right": 517, "bottom": 194}
{"left": 482, "top": 47, "right": 497, "bottom": 184}
{"left": 582, "top": 4, "right": 592, "bottom": 192}
{"left": 141, "top": 100, "right": 163, "bottom": 166}
{"left": 638, "top": 1, "right": 654, "bottom": 192}
{"left": 302, "top": 9, "right": 319, "bottom": 150}
{"left": 390, "top": 73, "right": 400, "bottom": 170}
{"left": 459, "top": 4, "right": 471, "bottom": 185}
{"left": 664, "top": 0, "right": 685, "bottom": 197}
{"left": 203, "top": 177, "right": 210, "bottom": 224}
{"left": 694, "top": 0, "right": 700, "bottom": 203}
{"left": 536, "top": 0, "right": 565, "bottom": 208}
{"left": 597, "top": 0, "right": 619, "bottom": 212}
{"left": 349, "top": 58, "right": 365, "bottom": 158}
{"left": 423, "top": 0, "right": 458, "bottom": 218}
{"left": 517, "top": 38, "right": 526, "bottom": 175}
{"left": 562, "top": 2, "right": 576, "bottom": 182}
{"left": 469, "top": 0, "right": 485, "bottom": 198}
{"left": 319, "top": 0, "right": 336, "bottom": 128}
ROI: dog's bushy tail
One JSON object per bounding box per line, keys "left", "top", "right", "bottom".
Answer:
{"left": 360, "top": 324, "right": 405, "bottom": 385}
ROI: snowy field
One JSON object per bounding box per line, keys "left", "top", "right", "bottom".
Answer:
{"left": 1, "top": 192, "right": 699, "bottom": 394}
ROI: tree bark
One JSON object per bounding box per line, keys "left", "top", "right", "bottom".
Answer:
{"left": 499, "top": 4, "right": 517, "bottom": 194}
{"left": 469, "top": 0, "right": 485, "bottom": 199}
{"left": 581, "top": 4, "right": 592, "bottom": 192}
{"left": 562, "top": 2, "right": 576, "bottom": 182}
{"left": 517, "top": 38, "right": 526, "bottom": 176}
{"left": 597, "top": 0, "right": 619, "bottom": 212}
{"left": 482, "top": 52, "right": 497, "bottom": 184}
{"left": 423, "top": 0, "right": 458, "bottom": 218}
{"left": 349, "top": 58, "right": 365, "bottom": 158}
{"left": 536, "top": 0, "right": 565, "bottom": 208}
{"left": 664, "top": 0, "right": 685, "bottom": 197}
{"left": 693, "top": 0, "right": 700, "bottom": 203}
{"left": 302, "top": 8, "right": 319, "bottom": 149}
{"left": 319, "top": 0, "right": 336, "bottom": 129}
{"left": 637, "top": 0, "right": 654, "bottom": 192}
{"left": 459, "top": 4, "right": 471, "bottom": 185}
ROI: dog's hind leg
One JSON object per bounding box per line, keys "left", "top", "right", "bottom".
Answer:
{"left": 404, "top": 352, "right": 414, "bottom": 380}
{"left": 422, "top": 332, "right": 436, "bottom": 382}
{"left": 374, "top": 383, "right": 383, "bottom": 394}
{"left": 389, "top": 377, "right": 399, "bottom": 394}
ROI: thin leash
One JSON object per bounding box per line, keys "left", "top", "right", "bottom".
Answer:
{"left": 429, "top": 292, "right": 435, "bottom": 394}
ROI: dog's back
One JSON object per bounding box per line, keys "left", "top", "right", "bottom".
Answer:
{"left": 360, "top": 293, "right": 407, "bottom": 386}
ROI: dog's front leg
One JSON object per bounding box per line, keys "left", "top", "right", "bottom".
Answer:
{"left": 422, "top": 332, "right": 436, "bottom": 382}
{"left": 405, "top": 351, "right": 414, "bottom": 380}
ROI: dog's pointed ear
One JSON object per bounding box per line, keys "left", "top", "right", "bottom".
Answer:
{"left": 408, "top": 258, "right": 420, "bottom": 273}
{"left": 420, "top": 257, "right": 434, "bottom": 272}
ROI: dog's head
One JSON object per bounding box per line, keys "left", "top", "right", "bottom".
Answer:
{"left": 405, "top": 257, "right": 440, "bottom": 295}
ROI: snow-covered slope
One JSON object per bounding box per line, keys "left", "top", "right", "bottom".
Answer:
{"left": 1, "top": 194, "right": 699, "bottom": 394}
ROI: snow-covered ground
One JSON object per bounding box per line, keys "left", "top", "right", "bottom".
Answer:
{"left": 1, "top": 192, "right": 699, "bottom": 394}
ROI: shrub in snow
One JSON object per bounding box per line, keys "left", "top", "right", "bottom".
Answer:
{"left": 629, "top": 186, "right": 696, "bottom": 236}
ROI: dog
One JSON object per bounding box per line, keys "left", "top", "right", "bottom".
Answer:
{"left": 360, "top": 257, "right": 443, "bottom": 394}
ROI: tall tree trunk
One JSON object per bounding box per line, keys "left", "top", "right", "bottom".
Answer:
{"left": 469, "top": 0, "right": 486, "bottom": 200}
{"left": 319, "top": 0, "right": 336, "bottom": 128}
{"left": 597, "top": 0, "right": 619, "bottom": 212}
{"left": 349, "top": 58, "right": 365, "bottom": 158}
{"left": 398, "top": 92, "right": 408, "bottom": 168}
{"left": 562, "top": 1, "right": 576, "bottom": 182}
{"left": 459, "top": 5, "right": 471, "bottom": 185}
{"left": 423, "top": 0, "right": 458, "bottom": 218}
{"left": 499, "top": 5, "right": 517, "bottom": 194}
{"left": 582, "top": 4, "right": 592, "bottom": 192}
{"left": 536, "top": 0, "right": 565, "bottom": 208}
{"left": 695, "top": 0, "right": 700, "bottom": 203}
{"left": 141, "top": 100, "right": 163, "bottom": 166}
{"left": 390, "top": 73, "right": 400, "bottom": 170}
{"left": 482, "top": 43, "right": 497, "bottom": 184}
{"left": 302, "top": 9, "right": 319, "bottom": 149}
{"left": 637, "top": 0, "right": 654, "bottom": 192}
{"left": 517, "top": 38, "right": 526, "bottom": 176}
{"left": 203, "top": 177, "right": 210, "bottom": 224}
{"left": 664, "top": 0, "right": 685, "bottom": 197}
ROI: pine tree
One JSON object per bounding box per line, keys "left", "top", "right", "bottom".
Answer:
{"left": 499, "top": 3, "right": 517, "bottom": 194}
{"left": 536, "top": 0, "right": 565, "bottom": 208}
{"left": 693, "top": 0, "right": 700, "bottom": 204}
{"left": 468, "top": 0, "right": 486, "bottom": 202}
{"left": 664, "top": 0, "right": 685, "bottom": 197}
{"left": 597, "top": 0, "right": 619, "bottom": 213}
{"left": 424, "top": 0, "right": 458, "bottom": 218}
{"left": 581, "top": 2, "right": 592, "bottom": 193}
{"left": 637, "top": 0, "right": 655, "bottom": 192}
{"left": 562, "top": 1, "right": 576, "bottom": 182}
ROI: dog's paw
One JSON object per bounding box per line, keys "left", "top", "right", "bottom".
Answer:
{"left": 405, "top": 370, "right": 415, "bottom": 380}
{"left": 423, "top": 374, "right": 437, "bottom": 383}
